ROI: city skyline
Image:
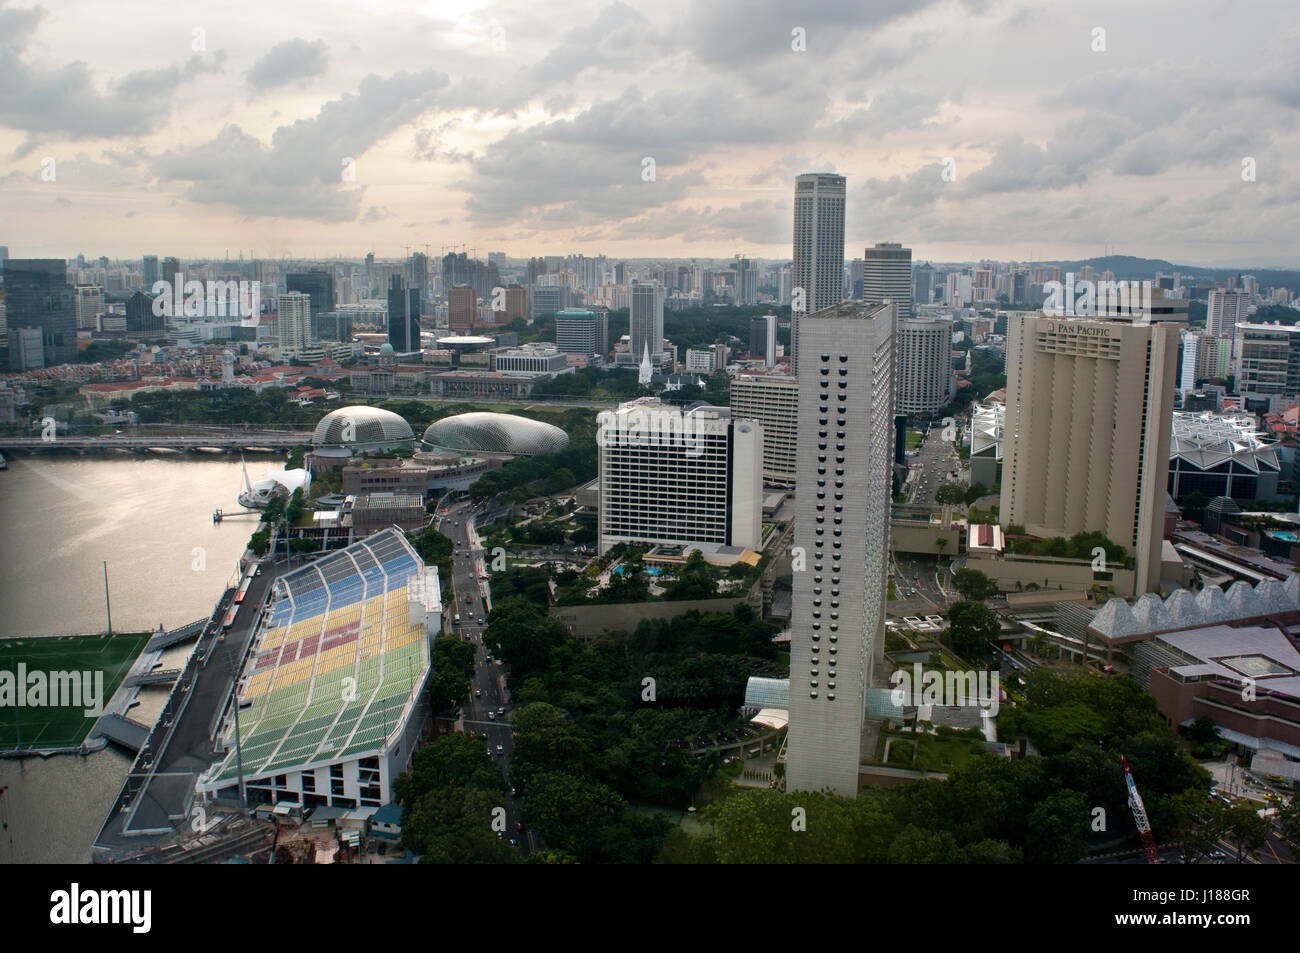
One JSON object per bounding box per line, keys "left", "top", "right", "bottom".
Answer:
{"left": 1, "top": 1, "right": 1297, "bottom": 265}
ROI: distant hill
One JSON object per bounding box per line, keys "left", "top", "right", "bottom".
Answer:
{"left": 1029, "top": 255, "right": 1300, "bottom": 291}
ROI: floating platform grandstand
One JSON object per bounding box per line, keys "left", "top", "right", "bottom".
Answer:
{"left": 197, "top": 529, "right": 441, "bottom": 811}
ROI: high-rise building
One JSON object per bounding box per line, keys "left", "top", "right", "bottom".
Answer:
{"left": 630, "top": 281, "right": 665, "bottom": 365}
{"left": 554, "top": 308, "right": 608, "bottom": 358}
{"left": 863, "top": 243, "right": 913, "bottom": 321}
{"left": 1179, "top": 330, "right": 1200, "bottom": 397}
{"left": 1207, "top": 289, "right": 1250, "bottom": 336}
{"left": 530, "top": 284, "right": 570, "bottom": 320}
{"left": 162, "top": 257, "right": 180, "bottom": 291}
{"left": 913, "top": 263, "right": 934, "bottom": 308}
{"left": 277, "top": 292, "right": 312, "bottom": 357}
{"left": 786, "top": 301, "right": 897, "bottom": 796}
{"left": 597, "top": 398, "right": 762, "bottom": 556}
{"left": 125, "top": 291, "right": 163, "bottom": 335}
{"left": 287, "top": 271, "right": 335, "bottom": 324}
{"left": 895, "top": 315, "right": 956, "bottom": 414}
{"left": 734, "top": 256, "right": 758, "bottom": 306}
{"left": 749, "top": 313, "right": 777, "bottom": 367}
{"left": 142, "top": 255, "right": 159, "bottom": 290}
{"left": 500, "top": 285, "right": 528, "bottom": 323}
{"left": 3, "top": 259, "right": 76, "bottom": 365}
{"left": 791, "top": 172, "right": 846, "bottom": 376}
{"left": 8, "top": 326, "right": 44, "bottom": 371}
{"left": 386, "top": 275, "right": 420, "bottom": 352}
{"left": 729, "top": 372, "right": 799, "bottom": 484}
{"left": 74, "top": 285, "right": 105, "bottom": 330}
{"left": 449, "top": 285, "right": 477, "bottom": 332}
{"left": 1000, "top": 312, "right": 1180, "bottom": 595}
{"left": 1233, "top": 323, "right": 1300, "bottom": 398}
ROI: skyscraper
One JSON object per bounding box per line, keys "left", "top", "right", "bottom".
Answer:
{"left": 913, "top": 262, "right": 934, "bottom": 308}
{"left": 387, "top": 275, "right": 420, "bottom": 352}
{"left": 863, "top": 242, "right": 913, "bottom": 320}
{"left": 1000, "top": 312, "right": 1180, "bottom": 595}
{"left": 630, "top": 281, "right": 665, "bottom": 366}
{"left": 277, "top": 292, "right": 312, "bottom": 358}
{"left": 791, "top": 172, "right": 846, "bottom": 376}
{"left": 162, "top": 257, "right": 180, "bottom": 291}
{"left": 1207, "top": 289, "right": 1249, "bottom": 337}
{"left": 3, "top": 259, "right": 76, "bottom": 365}
{"left": 729, "top": 372, "right": 798, "bottom": 484}
{"left": 787, "top": 301, "right": 896, "bottom": 796}
{"left": 448, "top": 286, "right": 477, "bottom": 332}
{"left": 142, "top": 255, "right": 160, "bottom": 290}
{"left": 749, "top": 313, "right": 777, "bottom": 367}
{"left": 895, "top": 316, "right": 956, "bottom": 414}
{"left": 287, "top": 270, "right": 335, "bottom": 325}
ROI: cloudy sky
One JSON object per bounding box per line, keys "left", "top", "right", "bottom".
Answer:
{"left": 1, "top": 0, "right": 1297, "bottom": 266}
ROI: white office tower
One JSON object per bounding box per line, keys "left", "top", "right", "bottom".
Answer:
{"left": 1206, "top": 289, "right": 1250, "bottom": 337}
{"left": 1179, "top": 330, "right": 1199, "bottom": 397}
{"left": 630, "top": 281, "right": 665, "bottom": 366}
{"left": 277, "top": 291, "right": 312, "bottom": 358}
{"left": 787, "top": 301, "right": 897, "bottom": 796}
{"left": 863, "top": 243, "right": 913, "bottom": 320}
{"left": 895, "top": 315, "right": 956, "bottom": 414}
{"left": 1000, "top": 312, "right": 1179, "bottom": 595}
{"left": 791, "top": 173, "right": 847, "bottom": 376}
{"left": 597, "top": 397, "right": 762, "bottom": 556}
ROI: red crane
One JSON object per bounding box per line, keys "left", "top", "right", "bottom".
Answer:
{"left": 1120, "top": 756, "right": 1162, "bottom": 863}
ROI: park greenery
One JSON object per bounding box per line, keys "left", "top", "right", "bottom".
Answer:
{"left": 664, "top": 670, "right": 1215, "bottom": 864}
{"left": 468, "top": 597, "right": 783, "bottom": 861}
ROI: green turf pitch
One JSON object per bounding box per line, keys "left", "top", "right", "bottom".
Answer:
{"left": 0, "top": 632, "right": 149, "bottom": 750}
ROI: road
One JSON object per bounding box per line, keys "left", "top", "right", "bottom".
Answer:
{"left": 434, "top": 498, "right": 532, "bottom": 854}
{"left": 906, "top": 420, "right": 964, "bottom": 505}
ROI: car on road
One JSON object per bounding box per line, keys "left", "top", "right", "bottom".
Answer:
{"left": 475, "top": 688, "right": 482, "bottom": 697}
{"left": 488, "top": 711, "right": 496, "bottom": 720}
{"left": 510, "top": 786, "right": 518, "bottom": 797}
{"left": 496, "top": 744, "right": 504, "bottom": 754}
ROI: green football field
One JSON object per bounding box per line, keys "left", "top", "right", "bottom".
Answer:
{"left": 0, "top": 632, "right": 149, "bottom": 750}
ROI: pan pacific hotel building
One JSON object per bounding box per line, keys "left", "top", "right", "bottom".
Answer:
{"left": 1000, "top": 310, "right": 1181, "bottom": 595}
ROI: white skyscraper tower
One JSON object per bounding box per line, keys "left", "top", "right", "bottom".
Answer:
{"left": 791, "top": 173, "right": 846, "bottom": 377}
{"left": 786, "top": 300, "right": 897, "bottom": 796}
{"left": 277, "top": 291, "right": 312, "bottom": 358}
{"left": 863, "top": 242, "right": 913, "bottom": 320}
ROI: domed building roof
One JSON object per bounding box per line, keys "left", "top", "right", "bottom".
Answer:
{"left": 380, "top": 342, "right": 395, "bottom": 353}
{"left": 423, "top": 412, "right": 569, "bottom": 456}
{"left": 312, "top": 405, "right": 415, "bottom": 448}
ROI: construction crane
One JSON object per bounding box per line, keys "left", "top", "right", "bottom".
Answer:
{"left": 1120, "top": 756, "right": 1162, "bottom": 863}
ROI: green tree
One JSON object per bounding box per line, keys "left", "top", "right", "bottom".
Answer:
{"left": 953, "top": 568, "right": 996, "bottom": 602}
{"left": 945, "top": 601, "right": 1000, "bottom": 659}
{"left": 935, "top": 483, "right": 967, "bottom": 505}
{"left": 1224, "top": 802, "right": 1270, "bottom": 863}
{"left": 1024, "top": 789, "right": 1090, "bottom": 863}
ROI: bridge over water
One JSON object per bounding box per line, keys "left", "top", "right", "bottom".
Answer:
{"left": 0, "top": 428, "right": 312, "bottom": 452}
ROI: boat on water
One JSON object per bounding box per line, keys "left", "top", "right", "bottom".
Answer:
{"left": 147, "top": 447, "right": 182, "bottom": 454}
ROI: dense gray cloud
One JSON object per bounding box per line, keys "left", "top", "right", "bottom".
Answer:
{"left": 152, "top": 69, "right": 449, "bottom": 221}
{"left": 0, "top": 2, "right": 225, "bottom": 151}
{"left": 0, "top": 0, "right": 1295, "bottom": 261}
{"left": 247, "top": 38, "right": 329, "bottom": 93}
